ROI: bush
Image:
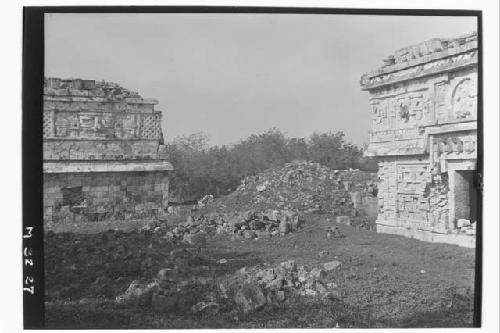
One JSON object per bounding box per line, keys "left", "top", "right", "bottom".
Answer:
{"left": 166, "top": 129, "right": 377, "bottom": 202}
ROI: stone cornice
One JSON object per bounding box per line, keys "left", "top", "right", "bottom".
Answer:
{"left": 43, "top": 160, "right": 174, "bottom": 173}
{"left": 360, "top": 32, "right": 478, "bottom": 90}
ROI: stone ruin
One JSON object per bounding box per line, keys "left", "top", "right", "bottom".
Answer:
{"left": 115, "top": 259, "right": 343, "bottom": 314}
{"left": 43, "top": 78, "right": 173, "bottom": 225}
{"left": 360, "top": 32, "right": 479, "bottom": 247}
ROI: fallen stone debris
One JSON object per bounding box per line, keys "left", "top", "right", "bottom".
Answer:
{"left": 166, "top": 209, "right": 304, "bottom": 242}
{"left": 44, "top": 226, "right": 196, "bottom": 302}
{"left": 220, "top": 260, "right": 342, "bottom": 313}
{"left": 115, "top": 268, "right": 220, "bottom": 314}
{"left": 203, "top": 160, "right": 376, "bottom": 217}
{"left": 197, "top": 194, "right": 214, "bottom": 208}
{"left": 114, "top": 259, "right": 343, "bottom": 314}
{"left": 325, "top": 225, "right": 345, "bottom": 239}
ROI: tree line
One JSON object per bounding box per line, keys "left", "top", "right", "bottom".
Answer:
{"left": 165, "top": 128, "right": 378, "bottom": 202}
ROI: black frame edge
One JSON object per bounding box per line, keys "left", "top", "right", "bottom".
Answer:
{"left": 21, "top": 6, "right": 483, "bottom": 329}
{"left": 473, "top": 10, "right": 483, "bottom": 328}
{"left": 22, "top": 7, "right": 45, "bottom": 329}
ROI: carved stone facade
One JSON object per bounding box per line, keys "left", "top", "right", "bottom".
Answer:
{"left": 43, "top": 78, "right": 173, "bottom": 225}
{"left": 360, "top": 32, "right": 478, "bottom": 248}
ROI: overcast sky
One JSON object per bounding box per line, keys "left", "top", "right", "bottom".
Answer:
{"left": 45, "top": 13, "right": 476, "bottom": 147}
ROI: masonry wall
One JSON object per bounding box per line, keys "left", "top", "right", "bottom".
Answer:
{"left": 43, "top": 78, "right": 172, "bottom": 226}
{"left": 360, "top": 32, "right": 478, "bottom": 247}
{"left": 44, "top": 171, "right": 169, "bottom": 225}
{"left": 376, "top": 156, "right": 450, "bottom": 232}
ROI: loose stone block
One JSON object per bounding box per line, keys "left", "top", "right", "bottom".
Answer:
{"left": 336, "top": 216, "right": 351, "bottom": 225}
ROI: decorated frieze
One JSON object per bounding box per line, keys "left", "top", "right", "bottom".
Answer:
{"left": 44, "top": 99, "right": 156, "bottom": 113}
{"left": 365, "top": 69, "right": 476, "bottom": 158}
{"left": 377, "top": 158, "right": 450, "bottom": 230}
{"left": 430, "top": 132, "right": 477, "bottom": 173}
{"left": 451, "top": 78, "right": 477, "bottom": 120}
{"left": 434, "top": 74, "right": 477, "bottom": 124}
{"left": 370, "top": 91, "right": 432, "bottom": 132}
{"left": 44, "top": 111, "right": 163, "bottom": 141}
{"left": 365, "top": 138, "right": 426, "bottom": 157}
{"left": 369, "top": 128, "right": 423, "bottom": 143}
{"left": 396, "top": 194, "right": 429, "bottom": 225}
{"left": 396, "top": 163, "right": 431, "bottom": 194}
{"left": 43, "top": 140, "right": 163, "bottom": 161}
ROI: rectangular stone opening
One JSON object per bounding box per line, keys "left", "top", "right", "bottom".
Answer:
{"left": 62, "top": 186, "right": 83, "bottom": 206}
{"left": 453, "top": 170, "right": 478, "bottom": 224}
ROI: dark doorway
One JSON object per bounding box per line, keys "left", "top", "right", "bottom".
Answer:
{"left": 455, "top": 170, "right": 479, "bottom": 223}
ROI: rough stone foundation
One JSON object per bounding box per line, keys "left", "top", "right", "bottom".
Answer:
{"left": 44, "top": 171, "right": 169, "bottom": 225}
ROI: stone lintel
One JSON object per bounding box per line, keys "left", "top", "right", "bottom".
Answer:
{"left": 44, "top": 96, "right": 158, "bottom": 105}
{"left": 364, "top": 141, "right": 427, "bottom": 157}
{"left": 43, "top": 138, "right": 161, "bottom": 142}
{"left": 43, "top": 160, "right": 174, "bottom": 173}
{"left": 364, "top": 150, "right": 426, "bottom": 158}
{"left": 424, "top": 121, "right": 477, "bottom": 135}
{"left": 360, "top": 56, "right": 477, "bottom": 91}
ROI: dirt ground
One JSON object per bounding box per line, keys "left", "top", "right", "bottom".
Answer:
{"left": 44, "top": 214, "right": 476, "bottom": 329}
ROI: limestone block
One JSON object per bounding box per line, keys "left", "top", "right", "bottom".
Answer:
{"left": 336, "top": 216, "right": 351, "bottom": 225}
{"left": 457, "top": 219, "right": 471, "bottom": 228}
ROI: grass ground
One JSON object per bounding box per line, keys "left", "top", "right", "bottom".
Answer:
{"left": 44, "top": 214, "right": 476, "bottom": 328}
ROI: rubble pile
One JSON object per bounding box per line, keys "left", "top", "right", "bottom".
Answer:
{"left": 44, "top": 77, "right": 142, "bottom": 100}
{"left": 204, "top": 160, "right": 376, "bottom": 216}
{"left": 116, "top": 267, "right": 220, "bottom": 314}
{"left": 167, "top": 209, "right": 304, "bottom": 242}
{"left": 219, "top": 259, "right": 343, "bottom": 313}
{"left": 115, "top": 259, "right": 343, "bottom": 314}
{"left": 44, "top": 225, "right": 193, "bottom": 302}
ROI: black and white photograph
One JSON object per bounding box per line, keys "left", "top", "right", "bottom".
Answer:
{"left": 14, "top": 3, "right": 499, "bottom": 331}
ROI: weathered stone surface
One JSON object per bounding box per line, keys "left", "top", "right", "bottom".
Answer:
{"left": 310, "top": 268, "right": 327, "bottom": 280}
{"left": 191, "top": 301, "right": 219, "bottom": 313}
{"left": 323, "top": 261, "right": 342, "bottom": 271}
{"left": 234, "top": 284, "right": 267, "bottom": 313}
{"left": 336, "top": 216, "right": 351, "bottom": 225}
{"left": 115, "top": 280, "right": 158, "bottom": 306}
{"left": 259, "top": 268, "right": 276, "bottom": 283}
{"left": 315, "top": 281, "right": 328, "bottom": 294}
{"left": 279, "top": 220, "right": 290, "bottom": 235}
{"left": 457, "top": 219, "right": 470, "bottom": 228}
{"left": 157, "top": 268, "right": 177, "bottom": 282}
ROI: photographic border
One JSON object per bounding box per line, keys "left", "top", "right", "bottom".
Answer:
{"left": 22, "top": 6, "right": 483, "bottom": 329}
